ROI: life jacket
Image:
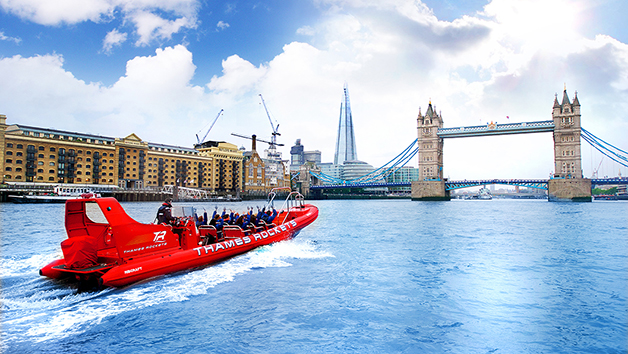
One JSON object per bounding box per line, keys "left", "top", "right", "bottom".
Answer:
{"left": 156, "top": 203, "right": 171, "bottom": 224}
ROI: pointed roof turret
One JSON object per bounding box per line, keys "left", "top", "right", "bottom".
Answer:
{"left": 553, "top": 93, "right": 560, "bottom": 108}
{"left": 561, "top": 89, "right": 571, "bottom": 106}
{"left": 573, "top": 91, "right": 580, "bottom": 106}
{"left": 426, "top": 102, "right": 435, "bottom": 118}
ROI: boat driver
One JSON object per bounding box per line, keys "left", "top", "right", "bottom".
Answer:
{"left": 156, "top": 198, "right": 175, "bottom": 225}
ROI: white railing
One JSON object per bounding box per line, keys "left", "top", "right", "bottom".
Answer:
{"left": 160, "top": 185, "right": 210, "bottom": 199}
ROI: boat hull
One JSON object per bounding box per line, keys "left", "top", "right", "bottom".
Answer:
{"left": 9, "top": 195, "right": 74, "bottom": 203}
{"left": 101, "top": 217, "right": 314, "bottom": 287}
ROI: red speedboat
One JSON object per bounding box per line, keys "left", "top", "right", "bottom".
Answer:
{"left": 40, "top": 192, "right": 318, "bottom": 288}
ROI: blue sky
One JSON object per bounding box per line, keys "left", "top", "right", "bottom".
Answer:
{"left": 1, "top": 0, "right": 627, "bottom": 179}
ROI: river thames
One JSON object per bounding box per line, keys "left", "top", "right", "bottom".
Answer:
{"left": 1, "top": 199, "right": 627, "bottom": 353}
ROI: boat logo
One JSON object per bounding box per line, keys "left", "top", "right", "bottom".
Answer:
{"left": 153, "top": 231, "right": 167, "bottom": 243}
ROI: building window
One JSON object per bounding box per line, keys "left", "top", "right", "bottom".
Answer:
{"left": 5, "top": 167, "right": 11, "bottom": 171}
{"left": 5, "top": 159, "right": 11, "bottom": 163}
{"left": 38, "top": 146, "right": 45, "bottom": 151}
{"left": 50, "top": 147, "right": 56, "bottom": 152}
{"left": 6, "top": 143, "right": 13, "bottom": 148}
{"left": 16, "top": 144, "right": 23, "bottom": 149}
{"left": 38, "top": 154, "right": 44, "bottom": 158}
{"left": 6, "top": 151, "right": 12, "bottom": 156}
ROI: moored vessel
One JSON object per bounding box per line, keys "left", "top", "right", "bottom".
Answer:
{"left": 9, "top": 186, "right": 101, "bottom": 203}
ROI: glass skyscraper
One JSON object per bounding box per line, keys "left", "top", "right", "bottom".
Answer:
{"left": 334, "top": 83, "right": 358, "bottom": 165}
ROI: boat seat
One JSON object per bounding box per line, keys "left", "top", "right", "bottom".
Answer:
{"left": 199, "top": 225, "right": 218, "bottom": 245}
{"left": 223, "top": 225, "right": 245, "bottom": 238}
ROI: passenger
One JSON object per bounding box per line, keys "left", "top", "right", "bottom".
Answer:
{"left": 212, "top": 213, "right": 224, "bottom": 240}
{"left": 235, "top": 215, "right": 245, "bottom": 227}
{"left": 267, "top": 208, "right": 278, "bottom": 224}
{"left": 156, "top": 198, "right": 175, "bottom": 225}
{"left": 194, "top": 210, "right": 208, "bottom": 227}
{"left": 255, "top": 207, "right": 265, "bottom": 226}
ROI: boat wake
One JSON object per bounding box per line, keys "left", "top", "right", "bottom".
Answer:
{"left": 1, "top": 239, "right": 332, "bottom": 348}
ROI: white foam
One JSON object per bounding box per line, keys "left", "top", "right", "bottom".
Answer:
{"left": 0, "top": 252, "right": 63, "bottom": 278}
{"left": 6, "top": 239, "right": 333, "bottom": 344}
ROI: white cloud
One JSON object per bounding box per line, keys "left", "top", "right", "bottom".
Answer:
{"left": 0, "top": 31, "right": 22, "bottom": 44}
{"left": 296, "top": 26, "right": 315, "bottom": 36}
{"left": 130, "top": 10, "right": 196, "bottom": 46}
{"left": 0, "top": 0, "right": 199, "bottom": 47}
{"left": 0, "top": 0, "right": 113, "bottom": 25}
{"left": 102, "top": 28, "right": 127, "bottom": 53}
{"left": 216, "top": 20, "right": 230, "bottom": 31}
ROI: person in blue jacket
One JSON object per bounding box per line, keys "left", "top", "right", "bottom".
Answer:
{"left": 194, "top": 209, "right": 208, "bottom": 227}
{"left": 266, "top": 208, "right": 278, "bottom": 224}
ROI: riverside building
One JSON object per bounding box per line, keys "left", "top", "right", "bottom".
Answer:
{"left": 1, "top": 115, "right": 244, "bottom": 193}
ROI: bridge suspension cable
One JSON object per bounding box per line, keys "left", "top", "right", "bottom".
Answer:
{"left": 581, "top": 128, "right": 628, "bottom": 168}
{"left": 311, "top": 139, "right": 419, "bottom": 185}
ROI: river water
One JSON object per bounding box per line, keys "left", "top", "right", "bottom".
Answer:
{"left": 1, "top": 199, "right": 626, "bottom": 353}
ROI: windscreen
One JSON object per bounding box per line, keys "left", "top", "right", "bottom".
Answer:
{"left": 85, "top": 201, "right": 108, "bottom": 224}
{"left": 172, "top": 206, "right": 195, "bottom": 217}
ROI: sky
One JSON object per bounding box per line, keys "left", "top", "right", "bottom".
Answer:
{"left": 1, "top": 0, "right": 627, "bottom": 180}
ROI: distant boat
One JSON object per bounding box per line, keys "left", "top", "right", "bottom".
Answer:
{"left": 477, "top": 187, "right": 493, "bottom": 200}
{"left": 8, "top": 186, "right": 100, "bottom": 204}
{"left": 464, "top": 186, "right": 492, "bottom": 200}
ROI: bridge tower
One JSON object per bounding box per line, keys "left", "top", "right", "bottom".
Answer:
{"left": 411, "top": 102, "right": 450, "bottom": 200}
{"left": 548, "top": 88, "right": 591, "bottom": 201}
{"left": 552, "top": 89, "right": 582, "bottom": 178}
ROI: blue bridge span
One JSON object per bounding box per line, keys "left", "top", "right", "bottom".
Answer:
{"left": 309, "top": 177, "right": 628, "bottom": 191}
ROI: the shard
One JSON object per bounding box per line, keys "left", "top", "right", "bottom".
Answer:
{"left": 334, "top": 83, "right": 358, "bottom": 165}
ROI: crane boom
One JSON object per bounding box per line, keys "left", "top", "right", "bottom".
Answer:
{"left": 196, "top": 109, "right": 224, "bottom": 145}
{"left": 259, "top": 94, "right": 279, "bottom": 136}
{"left": 231, "top": 133, "right": 284, "bottom": 146}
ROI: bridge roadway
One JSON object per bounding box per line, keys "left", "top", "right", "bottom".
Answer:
{"left": 309, "top": 177, "right": 628, "bottom": 191}
{"left": 437, "top": 120, "right": 555, "bottom": 138}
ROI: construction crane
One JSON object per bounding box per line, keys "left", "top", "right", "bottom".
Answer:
{"left": 195, "top": 109, "right": 224, "bottom": 145}
{"left": 231, "top": 133, "right": 284, "bottom": 147}
{"left": 258, "top": 94, "right": 281, "bottom": 160}
{"left": 592, "top": 157, "right": 604, "bottom": 178}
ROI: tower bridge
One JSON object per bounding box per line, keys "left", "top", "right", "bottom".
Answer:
{"left": 412, "top": 88, "right": 591, "bottom": 201}
{"left": 300, "top": 87, "right": 628, "bottom": 201}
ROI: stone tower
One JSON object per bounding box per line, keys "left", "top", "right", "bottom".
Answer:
{"left": 552, "top": 89, "right": 582, "bottom": 178}
{"left": 417, "top": 102, "right": 444, "bottom": 181}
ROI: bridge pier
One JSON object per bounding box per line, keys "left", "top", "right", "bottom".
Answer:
{"left": 411, "top": 181, "right": 451, "bottom": 201}
{"left": 548, "top": 178, "right": 591, "bottom": 202}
